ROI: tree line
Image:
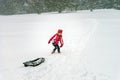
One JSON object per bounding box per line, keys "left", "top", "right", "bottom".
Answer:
{"left": 0, "top": 0, "right": 119, "bottom": 15}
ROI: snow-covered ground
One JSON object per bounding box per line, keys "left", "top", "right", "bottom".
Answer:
{"left": 0, "top": 9, "right": 120, "bottom": 80}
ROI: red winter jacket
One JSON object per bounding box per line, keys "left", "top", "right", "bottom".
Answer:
{"left": 48, "top": 33, "right": 64, "bottom": 47}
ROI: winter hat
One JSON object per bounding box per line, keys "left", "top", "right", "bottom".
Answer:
{"left": 57, "top": 29, "right": 63, "bottom": 33}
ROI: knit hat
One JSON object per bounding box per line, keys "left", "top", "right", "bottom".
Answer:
{"left": 57, "top": 29, "right": 63, "bottom": 33}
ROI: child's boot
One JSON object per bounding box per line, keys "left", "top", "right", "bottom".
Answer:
{"left": 51, "top": 50, "right": 55, "bottom": 54}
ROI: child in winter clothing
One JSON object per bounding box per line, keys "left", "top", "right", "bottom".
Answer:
{"left": 48, "top": 29, "right": 64, "bottom": 54}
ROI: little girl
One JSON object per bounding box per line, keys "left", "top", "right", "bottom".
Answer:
{"left": 48, "top": 29, "right": 64, "bottom": 54}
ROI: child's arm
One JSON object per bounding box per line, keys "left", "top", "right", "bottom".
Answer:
{"left": 48, "top": 33, "right": 57, "bottom": 44}
{"left": 60, "top": 37, "right": 64, "bottom": 47}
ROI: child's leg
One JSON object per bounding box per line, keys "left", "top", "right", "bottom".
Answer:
{"left": 52, "top": 43, "right": 57, "bottom": 53}
{"left": 56, "top": 45, "right": 60, "bottom": 53}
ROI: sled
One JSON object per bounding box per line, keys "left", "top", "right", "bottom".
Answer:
{"left": 23, "top": 57, "right": 45, "bottom": 67}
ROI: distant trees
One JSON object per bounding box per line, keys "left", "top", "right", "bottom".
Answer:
{"left": 25, "top": 0, "right": 45, "bottom": 14}
{"left": 113, "top": 0, "right": 120, "bottom": 9}
{"left": 0, "top": 0, "right": 25, "bottom": 14}
{"left": 44, "top": 0, "right": 82, "bottom": 13}
{"left": 0, "top": 0, "right": 119, "bottom": 15}
{"left": 45, "top": 0, "right": 72, "bottom": 13}
{"left": 88, "top": 0, "right": 96, "bottom": 12}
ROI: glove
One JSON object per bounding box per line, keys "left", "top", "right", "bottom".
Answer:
{"left": 60, "top": 44, "right": 63, "bottom": 47}
{"left": 48, "top": 41, "right": 50, "bottom": 44}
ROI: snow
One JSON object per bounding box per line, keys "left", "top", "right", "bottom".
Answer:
{"left": 0, "top": 9, "right": 120, "bottom": 80}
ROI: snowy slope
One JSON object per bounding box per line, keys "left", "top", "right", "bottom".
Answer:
{"left": 0, "top": 9, "right": 120, "bottom": 80}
